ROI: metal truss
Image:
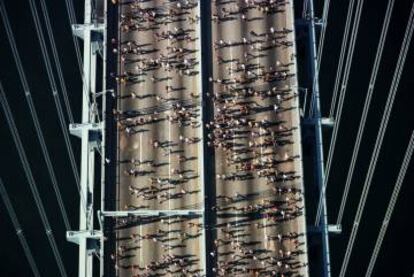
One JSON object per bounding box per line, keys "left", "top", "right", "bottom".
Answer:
{"left": 65, "top": 1, "right": 106, "bottom": 277}
{"left": 302, "top": 0, "right": 337, "bottom": 277}
{"left": 101, "top": 209, "right": 204, "bottom": 217}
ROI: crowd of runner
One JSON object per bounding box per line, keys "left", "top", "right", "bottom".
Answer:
{"left": 109, "top": 0, "right": 308, "bottom": 276}
{"left": 208, "top": 0, "right": 308, "bottom": 276}
{"left": 111, "top": 0, "right": 205, "bottom": 276}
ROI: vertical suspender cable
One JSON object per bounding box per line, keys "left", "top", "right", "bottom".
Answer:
{"left": 338, "top": 4, "right": 414, "bottom": 277}
{"left": 0, "top": 82, "right": 67, "bottom": 277}
{"left": 0, "top": 177, "right": 41, "bottom": 277}
{"left": 364, "top": 131, "right": 414, "bottom": 277}
{"left": 336, "top": 0, "right": 395, "bottom": 226}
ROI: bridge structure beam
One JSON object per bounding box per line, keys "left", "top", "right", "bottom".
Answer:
{"left": 101, "top": 210, "right": 204, "bottom": 217}
{"left": 66, "top": 1, "right": 106, "bottom": 277}
{"left": 302, "top": 0, "right": 333, "bottom": 277}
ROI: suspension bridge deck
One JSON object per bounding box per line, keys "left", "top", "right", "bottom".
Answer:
{"left": 106, "top": 0, "right": 309, "bottom": 276}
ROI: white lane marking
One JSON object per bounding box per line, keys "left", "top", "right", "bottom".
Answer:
{"left": 139, "top": 132, "right": 143, "bottom": 265}
{"left": 259, "top": 126, "right": 268, "bottom": 251}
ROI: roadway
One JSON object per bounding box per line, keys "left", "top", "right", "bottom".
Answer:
{"left": 113, "top": 1, "right": 204, "bottom": 276}
{"left": 109, "top": 0, "right": 309, "bottom": 276}
{"left": 210, "top": 0, "right": 309, "bottom": 276}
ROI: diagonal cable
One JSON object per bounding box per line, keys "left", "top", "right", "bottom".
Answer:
{"left": 0, "top": 82, "right": 67, "bottom": 277}
{"left": 338, "top": 4, "right": 414, "bottom": 276}
{"left": 38, "top": 0, "right": 74, "bottom": 124}
{"left": 0, "top": 177, "right": 41, "bottom": 277}
{"left": 60, "top": 0, "right": 101, "bottom": 124}
{"left": 316, "top": 0, "right": 331, "bottom": 70}
{"left": 62, "top": 0, "right": 83, "bottom": 78}
{"left": 336, "top": 0, "right": 395, "bottom": 226}
{"left": 0, "top": 0, "right": 75, "bottom": 231}
{"left": 308, "top": 0, "right": 331, "bottom": 117}
{"left": 328, "top": 0, "right": 356, "bottom": 118}
{"left": 26, "top": 0, "right": 81, "bottom": 189}
{"left": 364, "top": 131, "right": 414, "bottom": 277}
{"left": 315, "top": 0, "right": 365, "bottom": 225}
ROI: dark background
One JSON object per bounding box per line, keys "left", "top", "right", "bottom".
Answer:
{"left": 312, "top": 0, "right": 414, "bottom": 276}
{"left": 0, "top": 0, "right": 413, "bottom": 276}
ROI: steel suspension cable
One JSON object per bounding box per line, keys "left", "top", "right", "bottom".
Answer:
{"left": 308, "top": 0, "right": 331, "bottom": 117}
{"left": 315, "top": 0, "right": 365, "bottom": 225}
{"left": 61, "top": 0, "right": 101, "bottom": 124}
{"left": 302, "top": 0, "right": 309, "bottom": 19}
{"left": 60, "top": 0, "right": 99, "bottom": 124}
{"left": 38, "top": 0, "right": 74, "bottom": 124}
{"left": 0, "top": 0, "right": 87, "bottom": 228}
{"left": 0, "top": 177, "right": 41, "bottom": 277}
{"left": 338, "top": 4, "right": 414, "bottom": 276}
{"left": 26, "top": 0, "right": 80, "bottom": 187}
{"left": 316, "top": 0, "right": 331, "bottom": 70}
{"left": 31, "top": 0, "right": 100, "bottom": 227}
{"left": 328, "top": 0, "right": 356, "bottom": 118}
{"left": 0, "top": 82, "right": 67, "bottom": 277}
{"left": 336, "top": 0, "right": 395, "bottom": 226}
{"left": 63, "top": 0, "right": 83, "bottom": 78}
{"left": 39, "top": 0, "right": 96, "bottom": 121}
{"left": 364, "top": 131, "right": 414, "bottom": 277}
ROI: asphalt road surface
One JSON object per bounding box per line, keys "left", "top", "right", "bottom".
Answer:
{"left": 209, "top": 0, "right": 309, "bottom": 276}
{"left": 113, "top": 1, "right": 204, "bottom": 276}
{"left": 109, "top": 0, "right": 309, "bottom": 276}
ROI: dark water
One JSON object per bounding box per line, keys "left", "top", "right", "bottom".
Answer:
{"left": 0, "top": 0, "right": 413, "bottom": 276}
